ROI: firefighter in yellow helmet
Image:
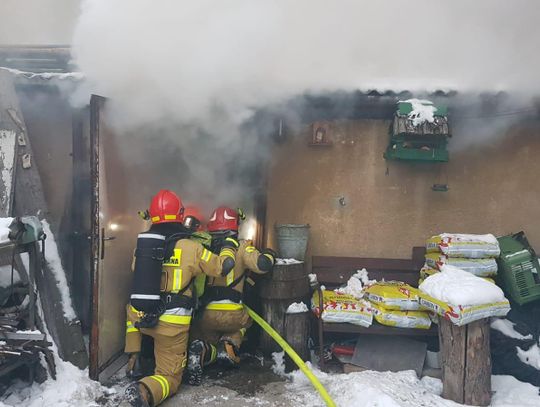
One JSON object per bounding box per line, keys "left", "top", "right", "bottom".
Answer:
{"left": 124, "top": 191, "right": 239, "bottom": 407}
{"left": 185, "top": 206, "right": 276, "bottom": 386}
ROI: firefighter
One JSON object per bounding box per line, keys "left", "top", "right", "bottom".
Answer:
{"left": 185, "top": 206, "right": 276, "bottom": 386}
{"left": 124, "top": 191, "right": 239, "bottom": 407}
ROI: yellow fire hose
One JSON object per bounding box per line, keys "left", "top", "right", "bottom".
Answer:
{"left": 244, "top": 305, "right": 337, "bottom": 407}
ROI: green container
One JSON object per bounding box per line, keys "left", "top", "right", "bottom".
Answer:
{"left": 496, "top": 232, "right": 540, "bottom": 305}
{"left": 384, "top": 143, "right": 449, "bottom": 162}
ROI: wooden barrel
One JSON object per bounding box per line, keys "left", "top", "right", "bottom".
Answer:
{"left": 258, "top": 262, "right": 310, "bottom": 355}
{"left": 284, "top": 311, "right": 310, "bottom": 372}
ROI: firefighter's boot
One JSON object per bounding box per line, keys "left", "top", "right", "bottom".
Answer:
{"left": 216, "top": 338, "right": 240, "bottom": 368}
{"left": 124, "top": 382, "right": 152, "bottom": 407}
{"left": 186, "top": 339, "right": 216, "bottom": 386}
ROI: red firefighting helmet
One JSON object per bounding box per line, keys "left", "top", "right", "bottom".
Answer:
{"left": 148, "top": 189, "right": 184, "bottom": 224}
{"left": 207, "top": 206, "right": 240, "bottom": 232}
{"left": 183, "top": 205, "right": 205, "bottom": 231}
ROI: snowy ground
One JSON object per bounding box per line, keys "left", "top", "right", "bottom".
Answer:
{"left": 2, "top": 353, "right": 539, "bottom": 407}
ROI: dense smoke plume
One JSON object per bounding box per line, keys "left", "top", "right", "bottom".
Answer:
{"left": 71, "top": 0, "right": 540, "bottom": 208}
{"left": 0, "top": 0, "right": 79, "bottom": 45}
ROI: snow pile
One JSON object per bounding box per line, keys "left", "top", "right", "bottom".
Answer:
{"left": 286, "top": 302, "right": 309, "bottom": 314}
{"left": 517, "top": 343, "right": 540, "bottom": 370}
{"left": 276, "top": 258, "right": 304, "bottom": 265}
{"left": 271, "top": 351, "right": 286, "bottom": 377}
{"left": 2, "top": 360, "right": 110, "bottom": 407}
{"left": 334, "top": 268, "right": 373, "bottom": 299}
{"left": 491, "top": 375, "right": 540, "bottom": 406}
{"left": 308, "top": 273, "right": 318, "bottom": 284}
{"left": 401, "top": 98, "right": 437, "bottom": 126}
{"left": 491, "top": 318, "right": 533, "bottom": 340}
{"left": 419, "top": 264, "right": 506, "bottom": 306}
{"left": 41, "top": 220, "right": 77, "bottom": 321}
{"left": 0, "top": 217, "right": 13, "bottom": 244}
{"left": 285, "top": 365, "right": 540, "bottom": 407}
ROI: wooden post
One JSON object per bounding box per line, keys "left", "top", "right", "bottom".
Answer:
{"left": 259, "top": 263, "right": 309, "bottom": 355}
{"left": 439, "top": 318, "right": 491, "bottom": 406}
{"left": 284, "top": 311, "right": 310, "bottom": 372}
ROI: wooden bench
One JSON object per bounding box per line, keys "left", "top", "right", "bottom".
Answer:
{"left": 311, "top": 247, "right": 438, "bottom": 369}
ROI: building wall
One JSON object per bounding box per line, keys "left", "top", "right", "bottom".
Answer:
{"left": 266, "top": 119, "right": 540, "bottom": 260}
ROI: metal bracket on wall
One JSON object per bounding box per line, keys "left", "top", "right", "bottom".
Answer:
{"left": 22, "top": 153, "right": 31, "bottom": 169}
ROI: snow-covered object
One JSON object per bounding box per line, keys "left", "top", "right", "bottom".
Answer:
{"left": 276, "top": 258, "right": 304, "bottom": 265}
{"left": 0, "top": 217, "right": 14, "bottom": 244}
{"left": 425, "top": 252, "right": 498, "bottom": 277}
{"left": 427, "top": 233, "right": 500, "bottom": 258}
{"left": 517, "top": 343, "right": 540, "bottom": 370}
{"left": 491, "top": 318, "right": 533, "bottom": 340}
{"left": 312, "top": 290, "right": 373, "bottom": 327}
{"left": 0, "top": 67, "right": 85, "bottom": 82}
{"left": 308, "top": 273, "right": 317, "bottom": 284}
{"left": 271, "top": 351, "right": 286, "bottom": 376}
{"left": 419, "top": 265, "right": 510, "bottom": 325}
{"left": 364, "top": 281, "right": 421, "bottom": 311}
{"left": 334, "top": 268, "right": 373, "bottom": 299}
{"left": 286, "top": 301, "right": 309, "bottom": 314}
{"left": 401, "top": 98, "right": 437, "bottom": 126}
{"left": 41, "top": 220, "right": 77, "bottom": 321}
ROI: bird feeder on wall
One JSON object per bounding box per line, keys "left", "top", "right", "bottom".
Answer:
{"left": 384, "top": 100, "right": 451, "bottom": 162}
{"left": 309, "top": 121, "right": 332, "bottom": 146}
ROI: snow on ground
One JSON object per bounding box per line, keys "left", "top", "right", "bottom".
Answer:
{"left": 516, "top": 343, "right": 540, "bottom": 370}
{"left": 420, "top": 264, "right": 506, "bottom": 305}
{"left": 491, "top": 318, "right": 533, "bottom": 340}
{"left": 276, "top": 258, "right": 304, "bottom": 265}
{"left": 286, "top": 302, "right": 309, "bottom": 314}
{"left": 41, "top": 220, "right": 77, "bottom": 321}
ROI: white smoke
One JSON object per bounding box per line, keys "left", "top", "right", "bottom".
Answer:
{"left": 70, "top": 0, "right": 540, "bottom": 206}
{"left": 72, "top": 0, "right": 540, "bottom": 129}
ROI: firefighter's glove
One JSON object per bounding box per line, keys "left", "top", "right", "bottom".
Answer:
{"left": 134, "top": 312, "right": 159, "bottom": 329}
{"left": 257, "top": 248, "right": 277, "bottom": 272}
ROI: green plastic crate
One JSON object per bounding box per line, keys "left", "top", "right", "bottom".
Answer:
{"left": 497, "top": 231, "right": 540, "bottom": 306}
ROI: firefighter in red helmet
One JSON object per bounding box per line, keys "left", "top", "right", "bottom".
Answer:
{"left": 124, "top": 191, "right": 239, "bottom": 407}
{"left": 186, "top": 206, "right": 276, "bottom": 386}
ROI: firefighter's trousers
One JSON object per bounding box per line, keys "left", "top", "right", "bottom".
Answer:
{"left": 125, "top": 305, "right": 190, "bottom": 406}
{"left": 190, "top": 303, "right": 252, "bottom": 352}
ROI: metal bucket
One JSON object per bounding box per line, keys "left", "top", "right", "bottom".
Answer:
{"left": 275, "top": 224, "right": 310, "bottom": 261}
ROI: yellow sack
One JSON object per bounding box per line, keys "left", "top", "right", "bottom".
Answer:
{"left": 418, "top": 292, "right": 510, "bottom": 326}
{"left": 425, "top": 253, "right": 497, "bottom": 277}
{"left": 364, "top": 281, "right": 421, "bottom": 311}
{"left": 370, "top": 303, "right": 432, "bottom": 329}
{"left": 311, "top": 290, "right": 373, "bottom": 327}
{"left": 426, "top": 233, "right": 500, "bottom": 258}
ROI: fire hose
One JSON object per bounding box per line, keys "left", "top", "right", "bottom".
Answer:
{"left": 244, "top": 305, "right": 337, "bottom": 407}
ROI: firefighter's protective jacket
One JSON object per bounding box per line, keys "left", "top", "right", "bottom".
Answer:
{"left": 203, "top": 240, "right": 271, "bottom": 310}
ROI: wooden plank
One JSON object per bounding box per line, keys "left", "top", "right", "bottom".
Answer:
{"left": 322, "top": 321, "right": 438, "bottom": 336}
{"left": 440, "top": 318, "right": 467, "bottom": 404}
{"left": 284, "top": 312, "right": 310, "bottom": 372}
{"left": 313, "top": 256, "right": 416, "bottom": 269}
{"left": 464, "top": 319, "right": 491, "bottom": 406}
{"left": 0, "top": 71, "right": 20, "bottom": 217}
